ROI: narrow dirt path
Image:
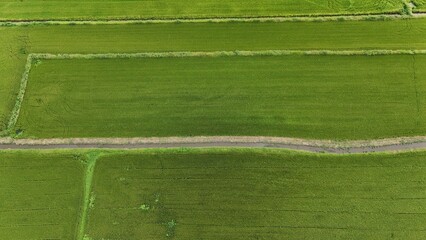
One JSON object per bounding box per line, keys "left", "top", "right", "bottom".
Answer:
{"left": 2, "top": 136, "right": 426, "bottom": 153}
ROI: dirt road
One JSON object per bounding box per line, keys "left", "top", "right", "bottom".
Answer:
{"left": 1, "top": 136, "right": 426, "bottom": 153}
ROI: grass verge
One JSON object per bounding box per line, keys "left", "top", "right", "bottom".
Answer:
{"left": 76, "top": 152, "right": 98, "bottom": 240}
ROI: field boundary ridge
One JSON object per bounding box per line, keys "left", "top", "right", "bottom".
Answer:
{"left": 2, "top": 136, "right": 426, "bottom": 153}
{"left": 28, "top": 50, "right": 426, "bottom": 60}
{"left": 76, "top": 153, "right": 97, "bottom": 240}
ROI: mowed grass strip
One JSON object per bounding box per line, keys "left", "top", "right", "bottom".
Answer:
{"left": 2, "top": 18, "right": 426, "bottom": 131}
{"left": 15, "top": 54, "right": 426, "bottom": 139}
{"left": 0, "top": 0, "right": 403, "bottom": 21}
{"left": 0, "top": 151, "right": 85, "bottom": 240}
{"left": 85, "top": 149, "right": 426, "bottom": 240}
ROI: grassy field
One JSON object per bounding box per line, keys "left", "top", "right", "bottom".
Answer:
{"left": 0, "top": 151, "right": 84, "bottom": 240}
{"left": 83, "top": 149, "right": 426, "bottom": 240}
{"left": 14, "top": 53, "right": 426, "bottom": 139}
{"left": 0, "top": 0, "right": 404, "bottom": 21}
{"left": 1, "top": 18, "right": 426, "bottom": 133}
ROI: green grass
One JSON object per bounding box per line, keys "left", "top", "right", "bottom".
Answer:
{"left": 84, "top": 148, "right": 426, "bottom": 240}
{"left": 413, "top": 0, "right": 426, "bottom": 12}
{"left": 0, "top": 151, "right": 85, "bottom": 240}
{"left": 2, "top": 18, "right": 426, "bottom": 134}
{"left": 13, "top": 53, "right": 426, "bottom": 139}
{"left": 0, "top": 28, "right": 27, "bottom": 131}
{"left": 0, "top": 0, "right": 404, "bottom": 21}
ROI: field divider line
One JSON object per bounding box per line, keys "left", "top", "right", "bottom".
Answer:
{"left": 30, "top": 50, "right": 426, "bottom": 60}
{"left": 6, "top": 54, "right": 33, "bottom": 135}
{"left": 5, "top": 49, "right": 426, "bottom": 137}
{"left": 76, "top": 155, "right": 97, "bottom": 240}
{"left": 1, "top": 13, "right": 426, "bottom": 26}
{"left": 2, "top": 136, "right": 426, "bottom": 151}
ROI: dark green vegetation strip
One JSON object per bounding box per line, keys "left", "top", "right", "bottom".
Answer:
{"left": 14, "top": 54, "right": 426, "bottom": 139}
{"left": 2, "top": 19, "right": 426, "bottom": 132}
{"left": 0, "top": 151, "right": 84, "bottom": 240}
{"left": 0, "top": 0, "right": 404, "bottom": 21}
{"left": 84, "top": 149, "right": 426, "bottom": 240}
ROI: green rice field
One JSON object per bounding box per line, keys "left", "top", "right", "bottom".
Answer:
{"left": 78, "top": 149, "right": 426, "bottom": 240}
{"left": 2, "top": 2, "right": 426, "bottom": 240}
{"left": 0, "top": 0, "right": 405, "bottom": 21}
{"left": 0, "top": 151, "right": 84, "bottom": 240}
{"left": 2, "top": 149, "right": 426, "bottom": 239}
{"left": 14, "top": 54, "right": 426, "bottom": 139}
{"left": 2, "top": 18, "right": 426, "bottom": 134}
